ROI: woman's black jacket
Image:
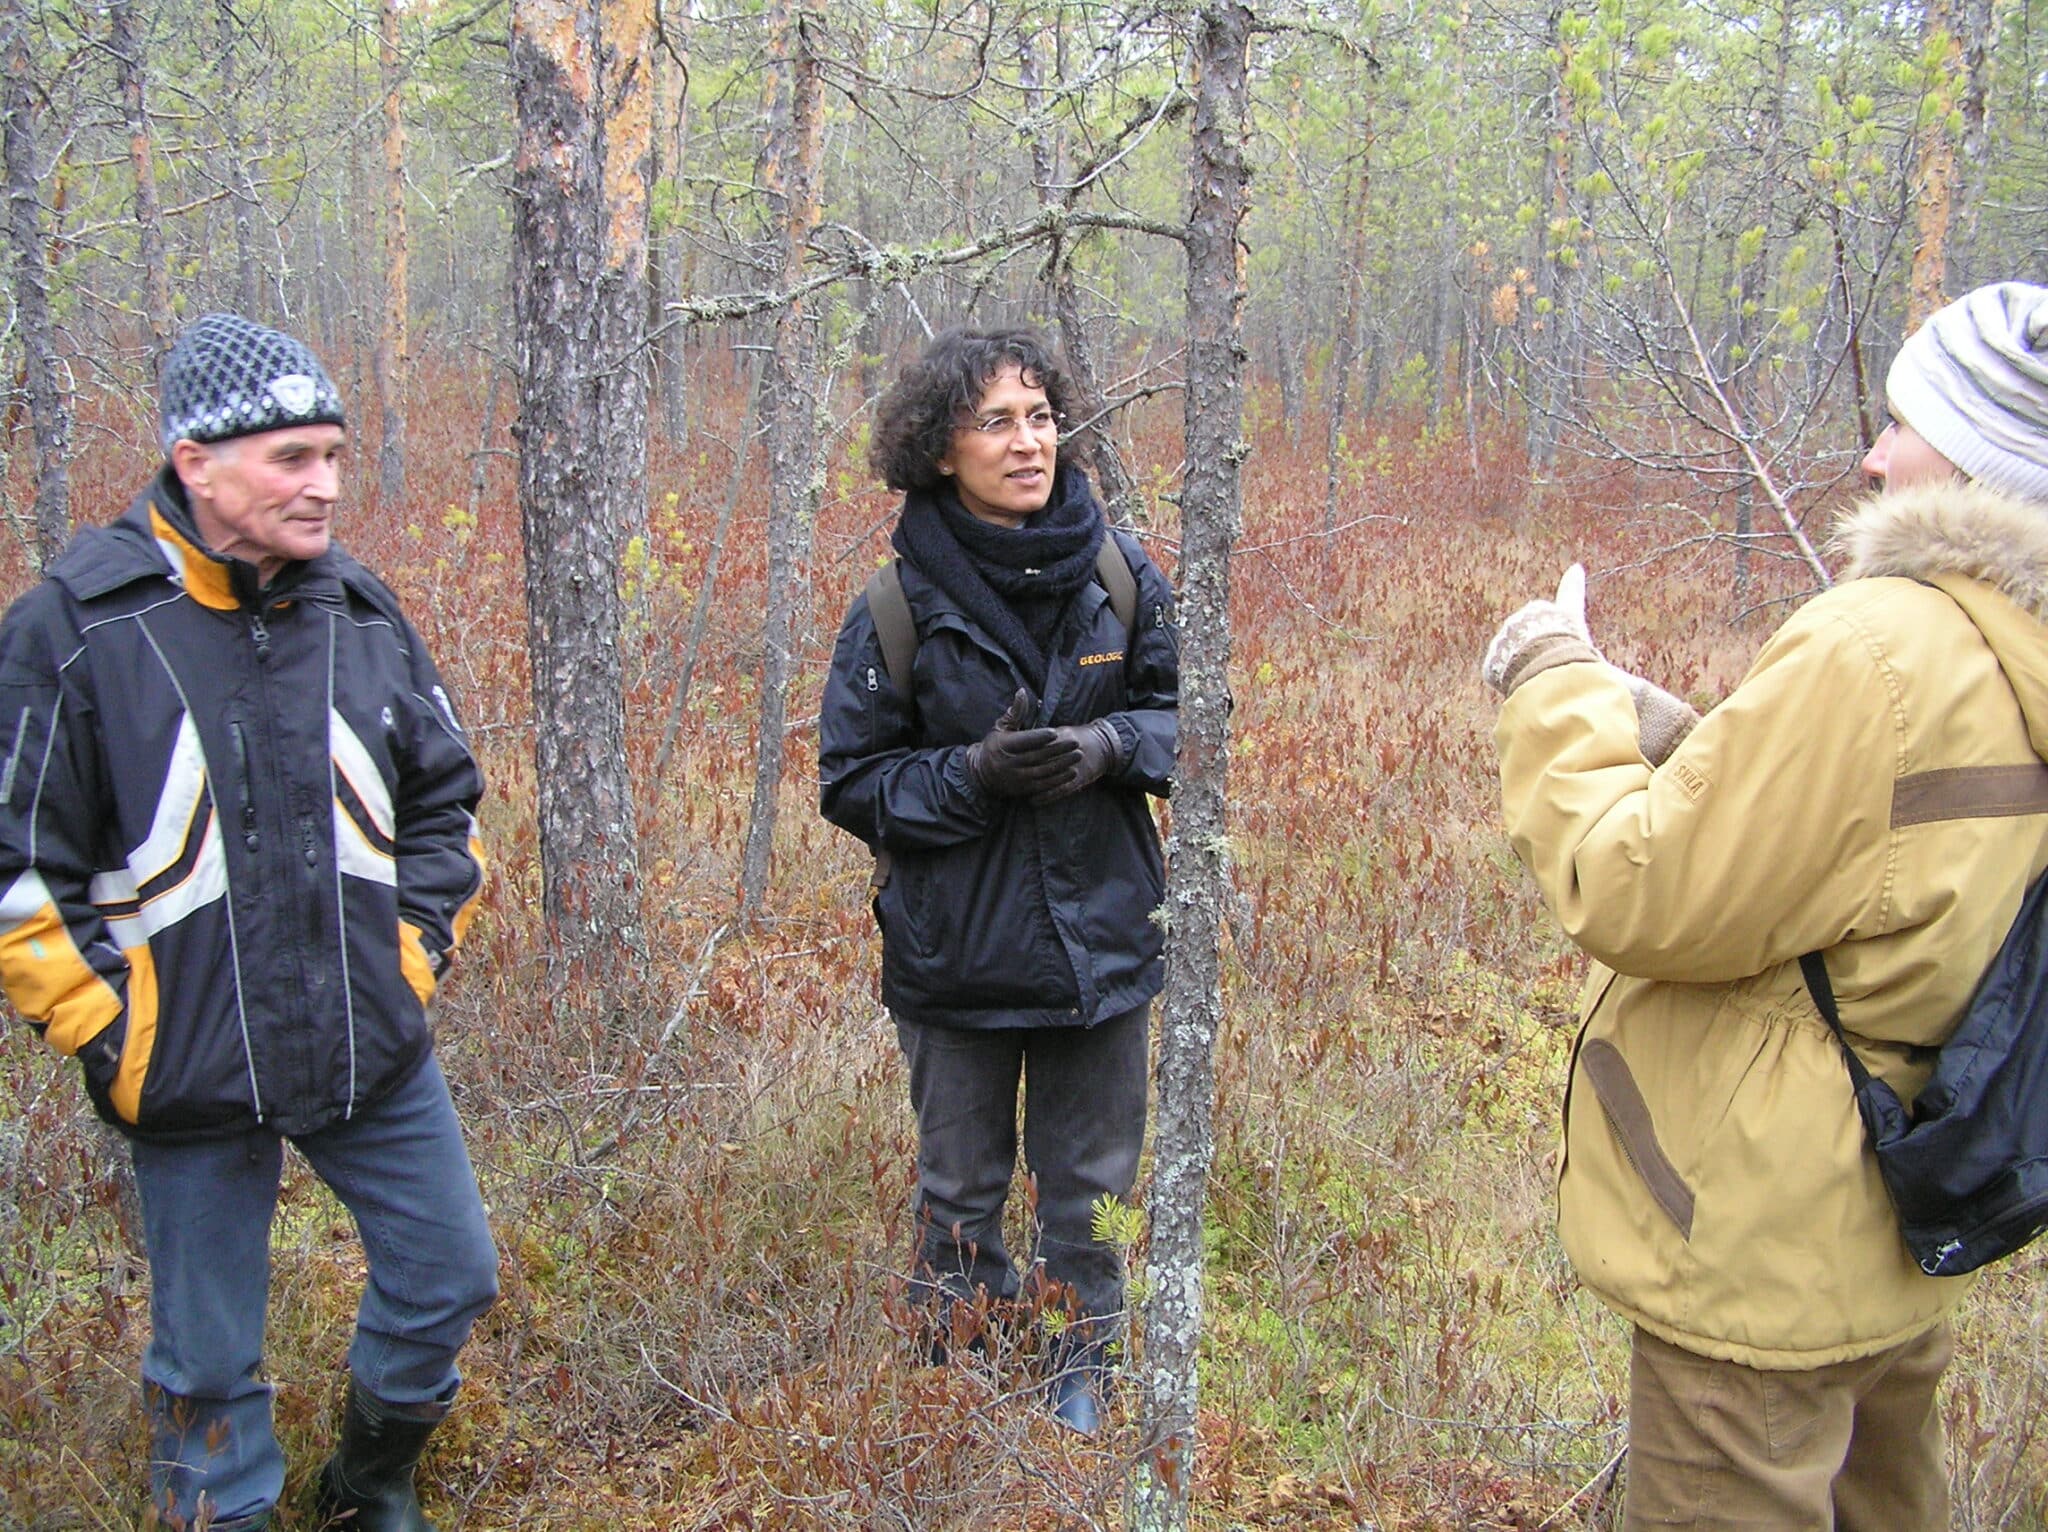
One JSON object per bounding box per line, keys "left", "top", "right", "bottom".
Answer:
{"left": 819, "top": 526, "right": 1179, "bottom": 1030}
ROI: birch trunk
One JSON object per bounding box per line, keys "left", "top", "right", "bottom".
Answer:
{"left": 1131, "top": 4, "right": 1249, "bottom": 1526}
{"left": 510, "top": 0, "right": 652, "bottom": 997}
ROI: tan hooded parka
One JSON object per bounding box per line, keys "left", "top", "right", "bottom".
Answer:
{"left": 1497, "top": 480, "right": 2048, "bottom": 1368}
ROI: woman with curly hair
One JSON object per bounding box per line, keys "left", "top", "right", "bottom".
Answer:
{"left": 818, "top": 327, "right": 1179, "bottom": 1432}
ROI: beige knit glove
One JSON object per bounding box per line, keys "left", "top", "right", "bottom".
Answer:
{"left": 1481, "top": 565, "right": 1601, "bottom": 695}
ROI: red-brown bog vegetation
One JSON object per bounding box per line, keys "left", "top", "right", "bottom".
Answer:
{"left": 2, "top": 360, "right": 2043, "bottom": 1528}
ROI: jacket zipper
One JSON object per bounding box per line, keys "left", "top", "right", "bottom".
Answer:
{"left": 246, "top": 597, "right": 322, "bottom": 1108}
{"left": 229, "top": 723, "right": 259, "bottom": 852}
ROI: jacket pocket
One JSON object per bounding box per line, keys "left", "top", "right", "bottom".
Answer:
{"left": 1580, "top": 1037, "right": 1696, "bottom": 1240}
{"left": 398, "top": 919, "right": 438, "bottom": 1010}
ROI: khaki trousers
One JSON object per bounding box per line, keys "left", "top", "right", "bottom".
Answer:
{"left": 1624, "top": 1322, "right": 1953, "bottom": 1531}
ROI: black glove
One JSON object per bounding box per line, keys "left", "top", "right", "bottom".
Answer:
{"left": 1029, "top": 719, "right": 1125, "bottom": 804}
{"left": 965, "top": 688, "right": 1079, "bottom": 798}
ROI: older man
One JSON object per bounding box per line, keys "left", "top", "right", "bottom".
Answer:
{"left": 0, "top": 314, "right": 497, "bottom": 1531}
{"left": 1482, "top": 282, "right": 2048, "bottom": 1528}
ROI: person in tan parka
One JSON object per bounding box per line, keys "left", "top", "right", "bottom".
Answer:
{"left": 1481, "top": 280, "right": 2048, "bottom": 1529}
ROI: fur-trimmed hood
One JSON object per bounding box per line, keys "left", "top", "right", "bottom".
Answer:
{"left": 1835, "top": 479, "right": 2048, "bottom": 759}
{"left": 1835, "top": 480, "right": 2048, "bottom": 621}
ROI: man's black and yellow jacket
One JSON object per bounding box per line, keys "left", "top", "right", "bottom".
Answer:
{"left": 0, "top": 469, "right": 485, "bottom": 1140}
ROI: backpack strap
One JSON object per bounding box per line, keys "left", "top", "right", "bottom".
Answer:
{"left": 1799, "top": 950, "right": 1879, "bottom": 1094}
{"left": 868, "top": 537, "right": 1138, "bottom": 694}
{"left": 1095, "top": 534, "right": 1137, "bottom": 635}
{"left": 864, "top": 559, "right": 917, "bottom": 695}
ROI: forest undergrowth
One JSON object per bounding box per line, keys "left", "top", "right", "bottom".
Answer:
{"left": 2, "top": 364, "right": 2045, "bottom": 1530}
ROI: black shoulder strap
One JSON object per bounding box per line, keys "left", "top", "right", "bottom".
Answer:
{"left": 1095, "top": 534, "right": 1138, "bottom": 635}
{"left": 866, "top": 539, "right": 1138, "bottom": 696}
{"left": 864, "top": 559, "right": 917, "bottom": 694}
{"left": 1799, "top": 950, "right": 1878, "bottom": 1092}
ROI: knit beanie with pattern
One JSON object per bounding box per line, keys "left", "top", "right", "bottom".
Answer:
{"left": 1886, "top": 282, "right": 2048, "bottom": 502}
{"left": 159, "top": 313, "right": 346, "bottom": 454}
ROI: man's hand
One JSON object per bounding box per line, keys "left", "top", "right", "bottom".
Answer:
{"left": 1481, "top": 564, "right": 1601, "bottom": 696}
{"left": 1618, "top": 671, "right": 1702, "bottom": 766}
{"left": 965, "top": 688, "right": 1081, "bottom": 798}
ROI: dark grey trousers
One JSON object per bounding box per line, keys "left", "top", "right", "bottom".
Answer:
{"left": 894, "top": 1005, "right": 1148, "bottom": 1353}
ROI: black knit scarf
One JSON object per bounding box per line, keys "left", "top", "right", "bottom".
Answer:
{"left": 891, "top": 464, "right": 1106, "bottom": 692}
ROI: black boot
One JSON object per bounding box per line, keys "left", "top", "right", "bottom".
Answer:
{"left": 313, "top": 1378, "right": 449, "bottom": 1531}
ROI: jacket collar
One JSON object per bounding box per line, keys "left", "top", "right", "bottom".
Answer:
{"left": 53, "top": 466, "right": 355, "bottom": 611}
{"left": 1835, "top": 481, "right": 2048, "bottom": 623}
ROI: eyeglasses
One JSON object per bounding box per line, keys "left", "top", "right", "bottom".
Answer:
{"left": 964, "top": 408, "right": 1063, "bottom": 439}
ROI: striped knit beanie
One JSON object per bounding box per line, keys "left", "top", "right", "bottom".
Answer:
{"left": 1887, "top": 282, "right": 2048, "bottom": 502}
{"left": 159, "top": 313, "right": 346, "bottom": 454}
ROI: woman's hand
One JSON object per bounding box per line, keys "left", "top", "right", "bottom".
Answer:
{"left": 965, "top": 688, "right": 1080, "bottom": 797}
{"left": 1030, "top": 720, "right": 1125, "bottom": 803}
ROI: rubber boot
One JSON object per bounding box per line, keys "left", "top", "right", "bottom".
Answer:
{"left": 312, "top": 1378, "right": 449, "bottom": 1532}
{"left": 1045, "top": 1336, "right": 1111, "bottom": 1435}
{"left": 1048, "top": 1366, "right": 1103, "bottom": 1434}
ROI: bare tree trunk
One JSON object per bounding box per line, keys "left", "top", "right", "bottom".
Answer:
{"left": 650, "top": 9, "right": 690, "bottom": 445}
{"left": 467, "top": 352, "right": 502, "bottom": 522}
{"left": 1831, "top": 206, "right": 1876, "bottom": 451}
{"left": 1951, "top": 0, "right": 1998, "bottom": 291}
{"left": 1908, "top": 0, "right": 1958, "bottom": 328}
{"left": 109, "top": 0, "right": 171, "bottom": 363}
{"left": 737, "top": 0, "right": 825, "bottom": 919}
{"left": 1323, "top": 113, "right": 1372, "bottom": 533}
{"left": 4, "top": 0, "right": 70, "bottom": 567}
{"left": 510, "top": 0, "right": 652, "bottom": 996}
{"left": 655, "top": 350, "right": 764, "bottom": 787}
{"left": 375, "top": 0, "right": 408, "bottom": 508}
{"left": 1527, "top": 0, "right": 1572, "bottom": 472}
{"left": 1052, "top": 274, "right": 1145, "bottom": 526}
{"left": 1132, "top": 6, "right": 1248, "bottom": 1528}
{"left": 1725, "top": 0, "right": 1790, "bottom": 612}
{"left": 1019, "top": 26, "right": 1143, "bottom": 528}
{"left": 215, "top": 1, "right": 261, "bottom": 316}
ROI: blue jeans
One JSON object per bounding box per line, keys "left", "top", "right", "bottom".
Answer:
{"left": 130, "top": 1053, "right": 499, "bottom": 1529}
{"left": 895, "top": 1006, "right": 1148, "bottom": 1359}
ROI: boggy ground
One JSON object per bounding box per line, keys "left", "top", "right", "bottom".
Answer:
{"left": 3, "top": 378, "right": 2044, "bottom": 1529}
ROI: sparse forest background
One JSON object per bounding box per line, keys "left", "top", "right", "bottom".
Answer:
{"left": 3, "top": 0, "right": 2047, "bottom": 1526}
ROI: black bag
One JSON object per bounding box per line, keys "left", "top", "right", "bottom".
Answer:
{"left": 1801, "top": 872, "right": 2048, "bottom": 1278}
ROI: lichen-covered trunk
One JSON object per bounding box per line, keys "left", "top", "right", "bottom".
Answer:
{"left": 1132, "top": 5, "right": 1248, "bottom": 1528}
{"left": 3, "top": 0, "right": 70, "bottom": 567}
{"left": 737, "top": 0, "right": 825, "bottom": 919}
{"left": 109, "top": 0, "right": 170, "bottom": 362}
{"left": 375, "top": 0, "right": 409, "bottom": 509}
{"left": 511, "top": 0, "right": 652, "bottom": 998}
